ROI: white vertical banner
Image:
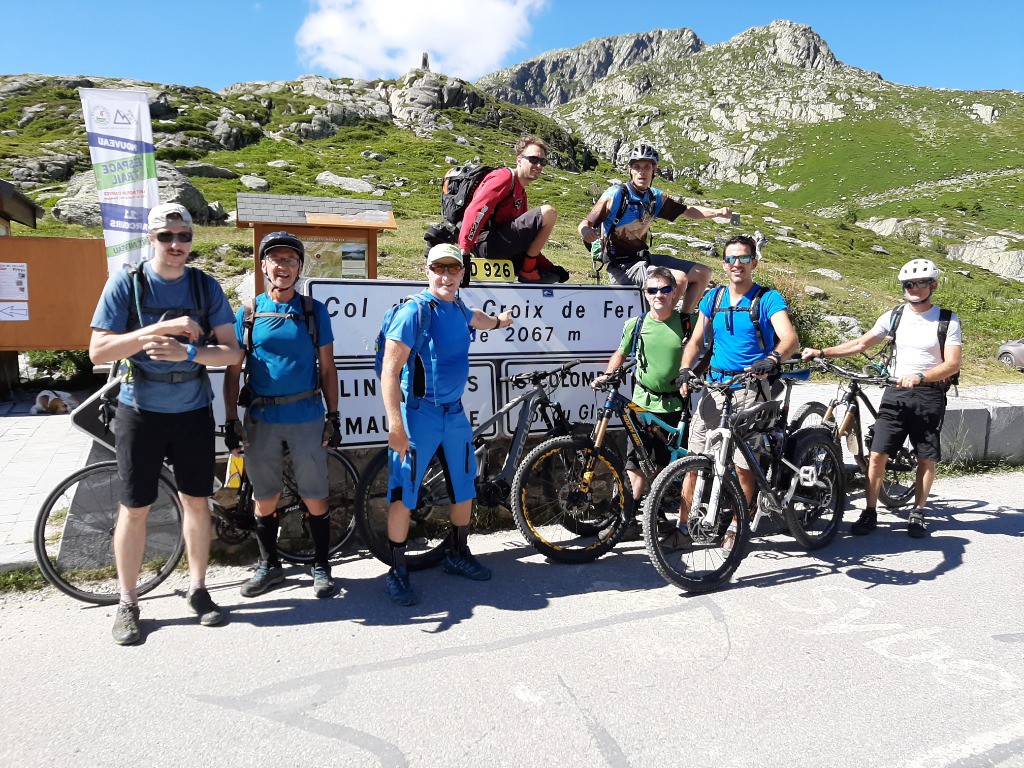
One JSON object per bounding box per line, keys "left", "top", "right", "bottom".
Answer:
{"left": 79, "top": 88, "right": 161, "bottom": 273}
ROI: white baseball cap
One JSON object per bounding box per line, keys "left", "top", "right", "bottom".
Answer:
{"left": 426, "top": 242, "right": 464, "bottom": 266}
{"left": 148, "top": 202, "right": 193, "bottom": 230}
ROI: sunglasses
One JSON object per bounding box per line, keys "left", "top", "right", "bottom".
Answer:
{"left": 645, "top": 285, "right": 674, "bottom": 295}
{"left": 154, "top": 231, "right": 193, "bottom": 243}
{"left": 429, "top": 262, "right": 464, "bottom": 275}
{"left": 521, "top": 155, "right": 548, "bottom": 167}
{"left": 723, "top": 254, "right": 754, "bottom": 265}
{"left": 902, "top": 279, "right": 933, "bottom": 290}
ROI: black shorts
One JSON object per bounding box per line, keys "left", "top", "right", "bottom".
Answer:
{"left": 474, "top": 207, "right": 545, "bottom": 268}
{"left": 870, "top": 386, "right": 946, "bottom": 462}
{"left": 625, "top": 411, "right": 683, "bottom": 473}
{"left": 115, "top": 404, "right": 216, "bottom": 508}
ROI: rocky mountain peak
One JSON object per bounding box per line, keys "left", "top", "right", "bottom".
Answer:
{"left": 476, "top": 27, "right": 705, "bottom": 108}
{"left": 723, "top": 20, "right": 842, "bottom": 73}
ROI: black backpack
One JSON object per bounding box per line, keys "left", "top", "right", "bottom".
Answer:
{"left": 882, "top": 304, "right": 959, "bottom": 386}
{"left": 629, "top": 310, "right": 693, "bottom": 398}
{"left": 127, "top": 264, "right": 212, "bottom": 340}
{"left": 706, "top": 285, "right": 771, "bottom": 351}
{"left": 237, "top": 295, "right": 322, "bottom": 409}
{"left": 424, "top": 164, "right": 516, "bottom": 246}
{"left": 124, "top": 264, "right": 214, "bottom": 385}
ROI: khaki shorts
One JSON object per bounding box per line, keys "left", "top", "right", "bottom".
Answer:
{"left": 687, "top": 381, "right": 782, "bottom": 469}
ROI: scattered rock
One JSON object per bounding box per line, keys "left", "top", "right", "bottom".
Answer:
{"left": 361, "top": 150, "right": 385, "bottom": 161}
{"left": 315, "top": 172, "right": 375, "bottom": 193}
{"left": 266, "top": 160, "right": 292, "bottom": 168}
{"left": 823, "top": 315, "right": 863, "bottom": 338}
{"left": 804, "top": 286, "right": 827, "bottom": 298}
{"left": 762, "top": 201, "right": 779, "bottom": 209}
{"left": 240, "top": 174, "right": 269, "bottom": 191}
{"left": 871, "top": 245, "right": 890, "bottom": 255}
{"left": 810, "top": 268, "right": 843, "bottom": 280}
{"left": 444, "top": 156, "right": 459, "bottom": 165}
{"left": 178, "top": 162, "right": 239, "bottom": 179}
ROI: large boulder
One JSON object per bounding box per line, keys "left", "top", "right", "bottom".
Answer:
{"left": 51, "top": 162, "right": 227, "bottom": 226}
{"left": 4, "top": 152, "right": 86, "bottom": 183}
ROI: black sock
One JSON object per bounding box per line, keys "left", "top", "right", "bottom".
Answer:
{"left": 389, "top": 539, "right": 408, "bottom": 571}
{"left": 307, "top": 512, "right": 331, "bottom": 567}
{"left": 254, "top": 513, "right": 280, "bottom": 567}
{"left": 452, "top": 524, "right": 469, "bottom": 555}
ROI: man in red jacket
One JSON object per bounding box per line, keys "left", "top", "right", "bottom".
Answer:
{"left": 458, "top": 135, "right": 569, "bottom": 283}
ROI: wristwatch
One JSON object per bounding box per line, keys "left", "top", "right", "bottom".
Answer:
{"left": 915, "top": 372, "right": 926, "bottom": 383}
{"left": 185, "top": 344, "right": 197, "bottom": 362}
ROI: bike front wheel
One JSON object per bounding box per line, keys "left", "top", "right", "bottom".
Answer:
{"left": 34, "top": 461, "right": 185, "bottom": 605}
{"left": 355, "top": 448, "right": 453, "bottom": 570}
{"left": 276, "top": 449, "right": 359, "bottom": 564}
{"left": 642, "top": 454, "right": 749, "bottom": 594}
{"left": 511, "top": 436, "right": 631, "bottom": 563}
{"left": 781, "top": 427, "right": 845, "bottom": 550}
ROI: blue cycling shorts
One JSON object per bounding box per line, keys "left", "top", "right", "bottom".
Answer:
{"left": 388, "top": 399, "right": 476, "bottom": 508}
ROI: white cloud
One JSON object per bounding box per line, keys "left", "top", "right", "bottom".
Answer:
{"left": 296, "top": 0, "right": 546, "bottom": 81}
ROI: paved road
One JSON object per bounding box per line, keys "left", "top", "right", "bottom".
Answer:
{"left": 2, "top": 471, "right": 1022, "bottom": 767}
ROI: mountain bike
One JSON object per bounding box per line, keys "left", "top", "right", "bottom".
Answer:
{"left": 354, "top": 360, "right": 586, "bottom": 571}
{"left": 34, "top": 445, "right": 359, "bottom": 605}
{"left": 791, "top": 359, "right": 917, "bottom": 508}
{"left": 642, "top": 363, "right": 845, "bottom": 594}
{"left": 510, "top": 357, "right": 690, "bottom": 564}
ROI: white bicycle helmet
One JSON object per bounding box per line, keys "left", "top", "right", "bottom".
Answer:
{"left": 898, "top": 258, "right": 940, "bottom": 282}
{"left": 628, "top": 143, "right": 659, "bottom": 165}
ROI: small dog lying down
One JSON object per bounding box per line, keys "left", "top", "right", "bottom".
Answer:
{"left": 30, "top": 390, "right": 80, "bottom": 415}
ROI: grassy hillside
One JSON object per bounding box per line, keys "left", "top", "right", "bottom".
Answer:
{"left": 2, "top": 60, "right": 1022, "bottom": 383}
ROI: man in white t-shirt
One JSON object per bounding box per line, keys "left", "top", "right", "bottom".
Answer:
{"left": 801, "top": 259, "right": 962, "bottom": 539}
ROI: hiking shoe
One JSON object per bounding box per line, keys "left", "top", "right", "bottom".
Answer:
{"left": 518, "top": 269, "right": 543, "bottom": 283}
{"left": 239, "top": 562, "right": 285, "bottom": 597}
{"left": 111, "top": 602, "right": 140, "bottom": 646}
{"left": 187, "top": 587, "right": 223, "bottom": 626}
{"left": 621, "top": 518, "right": 643, "bottom": 542}
{"left": 850, "top": 509, "right": 878, "bottom": 536}
{"left": 659, "top": 527, "right": 692, "bottom": 552}
{"left": 312, "top": 564, "right": 335, "bottom": 599}
{"left": 907, "top": 510, "right": 928, "bottom": 539}
{"left": 385, "top": 567, "right": 418, "bottom": 606}
{"left": 442, "top": 550, "right": 492, "bottom": 581}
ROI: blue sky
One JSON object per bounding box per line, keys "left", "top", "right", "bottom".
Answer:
{"left": 2, "top": 1, "right": 1021, "bottom": 92}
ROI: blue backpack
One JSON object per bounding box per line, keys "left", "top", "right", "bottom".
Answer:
{"left": 373, "top": 292, "right": 470, "bottom": 402}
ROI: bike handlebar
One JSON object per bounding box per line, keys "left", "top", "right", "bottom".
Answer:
{"left": 591, "top": 357, "right": 637, "bottom": 391}
{"left": 809, "top": 358, "right": 897, "bottom": 387}
{"left": 690, "top": 356, "right": 806, "bottom": 392}
{"left": 501, "top": 359, "right": 582, "bottom": 388}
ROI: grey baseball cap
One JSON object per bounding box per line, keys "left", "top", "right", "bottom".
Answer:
{"left": 147, "top": 202, "right": 193, "bottom": 230}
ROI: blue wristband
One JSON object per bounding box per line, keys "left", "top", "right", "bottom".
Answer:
{"left": 185, "top": 344, "right": 197, "bottom": 362}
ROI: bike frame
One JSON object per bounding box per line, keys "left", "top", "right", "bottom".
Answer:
{"left": 693, "top": 370, "right": 819, "bottom": 534}
{"left": 592, "top": 387, "right": 689, "bottom": 481}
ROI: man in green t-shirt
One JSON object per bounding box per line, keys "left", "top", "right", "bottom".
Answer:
{"left": 592, "top": 267, "right": 690, "bottom": 509}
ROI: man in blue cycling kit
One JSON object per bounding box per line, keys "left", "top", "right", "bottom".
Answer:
{"left": 379, "top": 243, "right": 513, "bottom": 606}
{"left": 579, "top": 142, "right": 732, "bottom": 314}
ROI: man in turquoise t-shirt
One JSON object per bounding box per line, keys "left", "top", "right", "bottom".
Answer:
{"left": 593, "top": 267, "right": 690, "bottom": 510}
{"left": 223, "top": 232, "right": 340, "bottom": 599}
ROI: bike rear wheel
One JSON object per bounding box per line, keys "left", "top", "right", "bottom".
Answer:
{"left": 34, "top": 461, "right": 185, "bottom": 605}
{"left": 355, "top": 447, "right": 454, "bottom": 570}
{"left": 511, "top": 436, "right": 631, "bottom": 563}
{"left": 879, "top": 439, "right": 917, "bottom": 508}
{"left": 642, "top": 454, "right": 749, "bottom": 594}
{"left": 780, "top": 427, "right": 845, "bottom": 550}
{"left": 276, "top": 449, "right": 359, "bottom": 564}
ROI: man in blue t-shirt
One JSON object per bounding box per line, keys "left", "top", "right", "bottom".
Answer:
{"left": 379, "top": 243, "right": 513, "bottom": 606}
{"left": 222, "top": 232, "right": 340, "bottom": 599}
{"left": 578, "top": 142, "right": 733, "bottom": 313}
{"left": 673, "top": 235, "right": 799, "bottom": 547}
{"left": 90, "top": 203, "right": 242, "bottom": 645}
